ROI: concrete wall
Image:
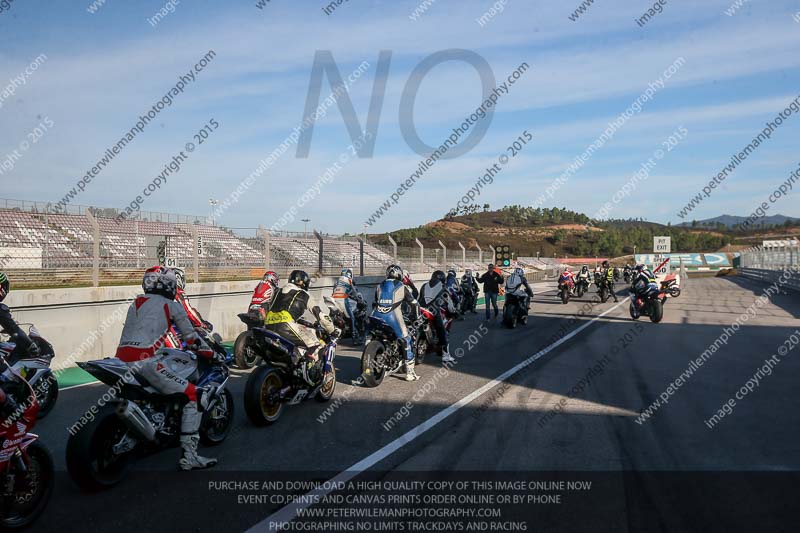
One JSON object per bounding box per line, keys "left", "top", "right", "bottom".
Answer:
{"left": 4, "top": 270, "right": 514, "bottom": 369}
{"left": 7, "top": 275, "right": 384, "bottom": 369}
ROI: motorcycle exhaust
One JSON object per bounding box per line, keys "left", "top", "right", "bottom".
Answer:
{"left": 116, "top": 400, "right": 157, "bottom": 442}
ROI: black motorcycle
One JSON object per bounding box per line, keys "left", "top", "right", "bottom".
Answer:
{"left": 360, "top": 316, "right": 426, "bottom": 388}
{"left": 574, "top": 276, "right": 591, "bottom": 298}
{"left": 596, "top": 277, "right": 614, "bottom": 303}
{"left": 502, "top": 293, "right": 528, "bottom": 329}
{"left": 66, "top": 346, "right": 234, "bottom": 491}
{"left": 460, "top": 286, "right": 477, "bottom": 314}
{"left": 0, "top": 324, "right": 58, "bottom": 419}
{"left": 630, "top": 284, "right": 666, "bottom": 323}
{"left": 623, "top": 267, "right": 632, "bottom": 284}
{"left": 244, "top": 319, "right": 337, "bottom": 425}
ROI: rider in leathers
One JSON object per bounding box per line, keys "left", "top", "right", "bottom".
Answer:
{"left": 172, "top": 268, "right": 213, "bottom": 331}
{"left": 460, "top": 269, "right": 479, "bottom": 314}
{"left": 418, "top": 271, "right": 458, "bottom": 364}
{"left": 266, "top": 270, "right": 339, "bottom": 373}
{"left": 332, "top": 268, "right": 364, "bottom": 344}
{"left": 372, "top": 265, "right": 421, "bottom": 381}
{"left": 505, "top": 267, "right": 534, "bottom": 313}
{"left": 115, "top": 266, "right": 218, "bottom": 471}
{"left": 0, "top": 272, "right": 40, "bottom": 364}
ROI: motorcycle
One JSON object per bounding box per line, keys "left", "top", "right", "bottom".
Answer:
{"left": 574, "top": 275, "right": 591, "bottom": 299}
{"left": 623, "top": 266, "right": 632, "bottom": 284}
{"left": 243, "top": 319, "right": 337, "bottom": 425}
{"left": 596, "top": 277, "right": 614, "bottom": 303}
{"left": 360, "top": 316, "right": 426, "bottom": 388}
{"left": 0, "top": 324, "right": 58, "bottom": 419}
{"left": 460, "top": 285, "right": 477, "bottom": 315}
{"left": 630, "top": 284, "right": 666, "bottom": 323}
{"left": 660, "top": 274, "right": 681, "bottom": 298}
{"left": 502, "top": 292, "right": 529, "bottom": 329}
{"left": 324, "top": 295, "right": 367, "bottom": 343}
{"left": 0, "top": 360, "right": 54, "bottom": 529}
{"left": 66, "top": 346, "right": 234, "bottom": 491}
{"left": 558, "top": 275, "right": 575, "bottom": 304}
{"left": 418, "top": 307, "right": 455, "bottom": 357}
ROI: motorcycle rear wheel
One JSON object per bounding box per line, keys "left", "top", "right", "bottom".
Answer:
{"left": 649, "top": 300, "right": 664, "bottom": 323}
{"left": 599, "top": 287, "right": 609, "bottom": 303}
{"left": 66, "top": 405, "right": 132, "bottom": 491}
{"left": 0, "top": 440, "right": 54, "bottom": 529}
{"left": 233, "top": 330, "right": 259, "bottom": 369}
{"left": 244, "top": 366, "right": 285, "bottom": 426}
{"left": 360, "top": 341, "right": 386, "bottom": 388}
{"left": 415, "top": 337, "right": 428, "bottom": 365}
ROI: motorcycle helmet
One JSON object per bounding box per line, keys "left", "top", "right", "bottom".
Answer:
{"left": 0, "top": 272, "right": 9, "bottom": 302}
{"left": 602, "top": 260, "right": 610, "bottom": 268}
{"left": 262, "top": 270, "right": 279, "bottom": 286}
{"left": 173, "top": 267, "right": 186, "bottom": 290}
{"left": 635, "top": 264, "right": 646, "bottom": 273}
{"left": 341, "top": 268, "right": 353, "bottom": 280}
{"left": 289, "top": 270, "right": 311, "bottom": 290}
{"left": 514, "top": 267, "right": 524, "bottom": 276}
{"left": 431, "top": 270, "right": 446, "bottom": 285}
{"left": 386, "top": 264, "right": 403, "bottom": 281}
{"left": 142, "top": 266, "right": 178, "bottom": 299}
{"left": 447, "top": 269, "right": 457, "bottom": 278}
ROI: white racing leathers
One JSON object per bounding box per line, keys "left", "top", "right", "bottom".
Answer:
{"left": 505, "top": 273, "right": 533, "bottom": 308}
{"left": 115, "top": 293, "right": 216, "bottom": 469}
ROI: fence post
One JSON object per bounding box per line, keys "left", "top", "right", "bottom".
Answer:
{"left": 191, "top": 224, "right": 200, "bottom": 283}
{"left": 357, "top": 238, "right": 365, "bottom": 276}
{"left": 489, "top": 245, "right": 495, "bottom": 266}
{"left": 258, "top": 225, "right": 270, "bottom": 271}
{"left": 474, "top": 243, "right": 482, "bottom": 265}
{"left": 438, "top": 240, "right": 447, "bottom": 268}
{"left": 387, "top": 235, "right": 398, "bottom": 263}
{"left": 314, "top": 230, "right": 324, "bottom": 275}
{"left": 86, "top": 210, "right": 100, "bottom": 287}
{"left": 458, "top": 242, "right": 466, "bottom": 269}
{"left": 415, "top": 238, "right": 424, "bottom": 269}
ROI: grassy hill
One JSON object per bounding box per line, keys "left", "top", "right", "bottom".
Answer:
{"left": 369, "top": 206, "right": 799, "bottom": 258}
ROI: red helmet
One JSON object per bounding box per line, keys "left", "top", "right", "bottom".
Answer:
{"left": 262, "top": 271, "right": 279, "bottom": 286}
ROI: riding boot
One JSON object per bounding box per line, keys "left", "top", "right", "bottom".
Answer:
{"left": 178, "top": 399, "right": 218, "bottom": 470}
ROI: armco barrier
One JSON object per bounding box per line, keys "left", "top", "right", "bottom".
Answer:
{"left": 738, "top": 268, "right": 800, "bottom": 293}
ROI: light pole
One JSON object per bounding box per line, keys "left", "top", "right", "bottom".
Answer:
{"left": 301, "top": 218, "right": 310, "bottom": 236}
{"left": 362, "top": 224, "right": 367, "bottom": 243}
{"left": 208, "top": 198, "right": 218, "bottom": 226}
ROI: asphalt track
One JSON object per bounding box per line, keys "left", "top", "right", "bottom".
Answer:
{"left": 29, "top": 275, "right": 800, "bottom": 532}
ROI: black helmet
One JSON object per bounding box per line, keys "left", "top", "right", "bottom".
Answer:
{"left": 431, "top": 270, "right": 446, "bottom": 285}
{"left": 386, "top": 264, "right": 403, "bottom": 281}
{"left": 142, "top": 266, "right": 178, "bottom": 299}
{"left": 0, "top": 272, "right": 8, "bottom": 302}
{"left": 289, "top": 270, "right": 311, "bottom": 290}
{"left": 602, "top": 260, "right": 610, "bottom": 268}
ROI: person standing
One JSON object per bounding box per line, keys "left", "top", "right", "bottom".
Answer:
{"left": 477, "top": 263, "right": 504, "bottom": 321}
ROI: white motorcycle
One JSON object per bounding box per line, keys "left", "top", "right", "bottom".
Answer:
{"left": 0, "top": 323, "right": 58, "bottom": 419}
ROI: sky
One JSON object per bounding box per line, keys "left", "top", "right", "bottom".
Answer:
{"left": 1, "top": 0, "right": 799, "bottom": 234}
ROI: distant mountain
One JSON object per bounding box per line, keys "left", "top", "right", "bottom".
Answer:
{"left": 678, "top": 214, "right": 800, "bottom": 229}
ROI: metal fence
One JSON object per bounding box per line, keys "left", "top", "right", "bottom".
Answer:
{"left": 739, "top": 245, "right": 799, "bottom": 272}
{"left": 1, "top": 200, "right": 555, "bottom": 288}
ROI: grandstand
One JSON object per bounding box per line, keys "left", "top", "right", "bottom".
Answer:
{"left": 0, "top": 200, "right": 407, "bottom": 286}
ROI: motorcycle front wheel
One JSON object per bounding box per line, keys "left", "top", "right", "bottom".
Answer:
{"left": 629, "top": 302, "right": 640, "bottom": 320}
{"left": 360, "top": 341, "right": 387, "bottom": 388}
{"left": 244, "top": 366, "right": 285, "bottom": 426}
{"left": 560, "top": 289, "right": 570, "bottom": 304}
{"left": 315, "top": 364, "right": 337, "bottom": 402}
{"left": 33, "top": 373, "right": 58, "bottom": 419}
{"left": 599, "top": 287, "right": 609, "bottom": 303}
{"left": 0, "top": 440, "right": 54, "bottom": 529}
{"left": 66, "top": 405, "right": 132, "bottom": 491}
{"left": 201, "top": 388, "right": 235, "bottom": 445}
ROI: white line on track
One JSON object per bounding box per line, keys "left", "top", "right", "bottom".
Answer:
{"left": 59, "top": 381, "right": 99, "bottom": 391}
{"left": 247, "top": 299, "right": 628, "bottom": 532}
